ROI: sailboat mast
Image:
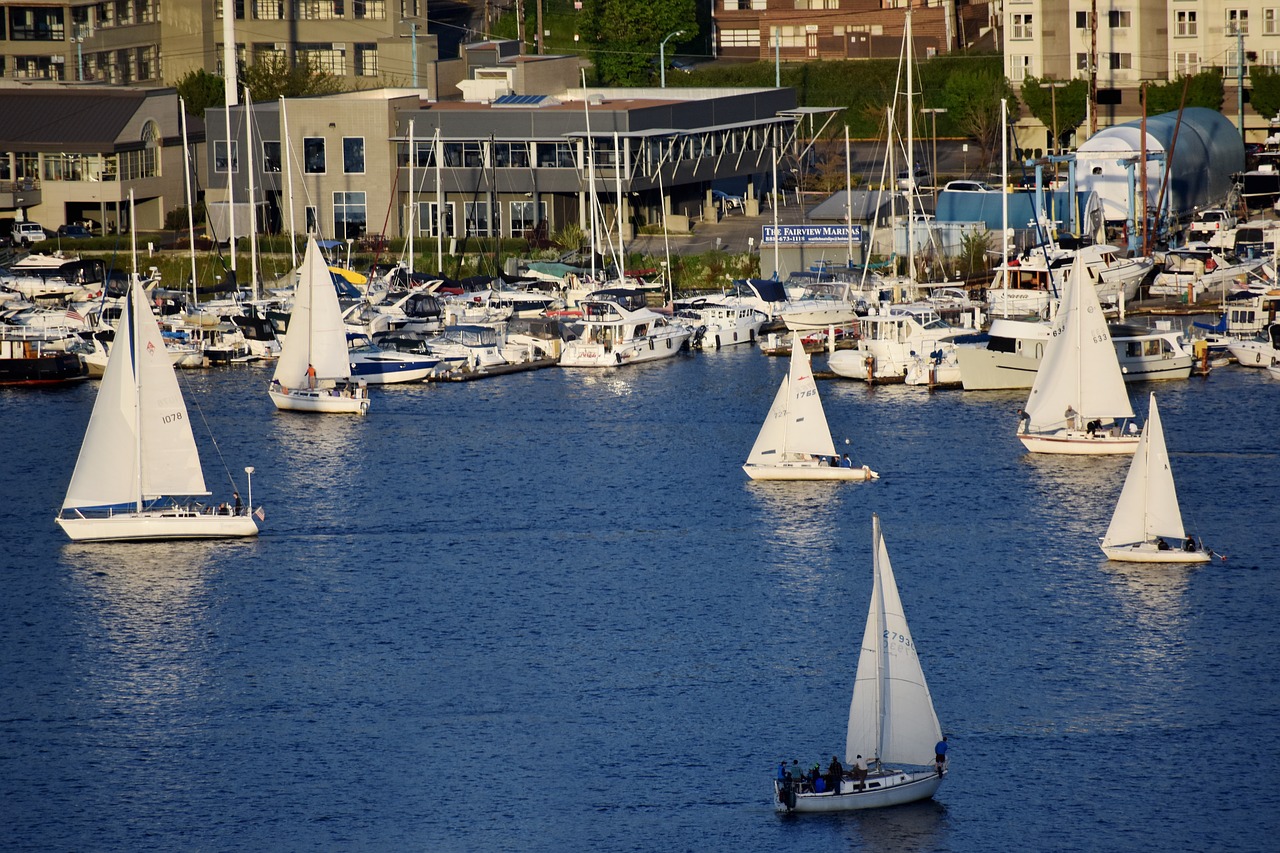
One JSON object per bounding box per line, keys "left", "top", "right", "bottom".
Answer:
{"left": 223, "top": 8, "right": 238, "bottom": 277}
{"left": 905, "top": 7, "right": 915, "bottom": 288}
{"left": 407, "top": 118, "right": 415, "bottom": 275}
{"left": 281, "top": 96, "right": 297, "bottom": 267}
{"left": 129, "top": 188, "right": 143, "bottom": 513}
{"left": 245, "top": 87, "right": 259, "bottom": 302}
{"left": 1000, "top": 98, "right": 1010, "bottom": 318}
{"left": 435, "top": 127, "right": 444, "bottom": 265}
{"left": 180, "top": 97, "right": 198, "bottom": 306}
{"left": 872, "top": 515, "right": 888, "bottom": 761}
{"left": 583, "top": 70, "right": 598, "bottom": 282}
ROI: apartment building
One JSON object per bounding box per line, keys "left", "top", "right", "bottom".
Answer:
{"left": 1007, "top": 1, "right": 1280, "bottom": 140}
{"left": 713, "top": 0, "right": 997, "bottom": 62}
{"left": 0, "top": 0, "right": 437, "bottom": 92}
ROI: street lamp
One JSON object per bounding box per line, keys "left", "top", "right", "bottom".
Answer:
{"left": 1039, "top": 80, "right": 1068, "bottom": 156}
{"left": 659, "top": 30, "right": 685, "bottom": 89}
{"left": 921, "top": 107, "right": 947, "bottom": 189}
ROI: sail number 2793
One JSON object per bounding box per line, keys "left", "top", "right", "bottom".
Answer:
{"left": 883, "top": 630, "right": 916, "bottom": 652}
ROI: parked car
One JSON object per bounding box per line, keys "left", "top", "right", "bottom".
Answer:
{"left": 711, "top": 189, "right": 745, "bottom": 212}
{"left": 56, "top": 224, "right": 93, "bottom": 239}
{"left": 12, "top": 222, "right": 47, "bottom": 245}
{"left": 942, "top": 180, "right": 1000, "bottom": 193}
{"left": 896, "top": 167, "right": 931, "bottom": 191}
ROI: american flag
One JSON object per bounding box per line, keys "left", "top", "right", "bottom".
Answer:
{"left": 65, "top": 306, "right": 84, "bottom": 323}
{"left": 254, "top": 507, "right": 265, "bottom": 522}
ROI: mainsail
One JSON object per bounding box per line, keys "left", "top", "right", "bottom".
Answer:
{"left": 273, "top": 236, "right": 352, "bottom": 387}
{"left": 1103, "top": 393, "right": 1186, "bottom": 547}
{"left": 846, "top": 515, "right": 942, "bottom": 767}
{"left": 746, "top": 332, "right": 838, "bottom": 463}
{"left": 62, "top": 276, "right": 208, "bottom": 511}
{"left": 1022, "top": 255, "right": 1134, "bottom": 431}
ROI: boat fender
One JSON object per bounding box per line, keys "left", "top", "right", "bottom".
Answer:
{"left": 864, "top": 354, "right": 875, "bottom": 380}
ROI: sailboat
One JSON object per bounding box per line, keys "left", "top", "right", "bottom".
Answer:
{"left": 1100, "top": 393, "right": 1211, "bottom": 563}
{"left": 1016, "top": 254, "right": 1139, "bottom": 454}
{"left": 268, "top": 235, "right": 371, "bottom": 414}
{"left": 775, "top": 515, "right": 945, "bottom": 814}
{"left": 56, "top": 270, "right": 260, "bottom": 541}
{"left": 743, "top": 331, "right": 878, "bottom": 481}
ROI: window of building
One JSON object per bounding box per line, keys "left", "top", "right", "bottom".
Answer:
{"left": 353, "top": 0, "right": 385, "bottom": 19}
{"left": 406, "top": 140, "right": 437, "bottom": 168}
{"left": 13, "top": 56, "right": 64, "bottom": 80}
{"left": 343, "top": 137, "right": 364, "bottom": 174}
{"left": 1011, "top": 13, "right": 1033, "bottom": 40}
{"left": 417, "top": 201, "right": 455, "bottom": 237}
{"left": 305, "top": 205, "right": 318, "bottom": 233}
{"left": 215, "top": 0, "right": 247, "bottom": 18}
{"left": 254, "top": 43, "right": 286, "bottom": 64}
{"left": 536, "top": 142, "right": 576, "bottom": 168}
{"left": 136, "top": 46, "right": 157, "bottom": 80}
{"left": 1076, "top": 53, "right": 1090, "bottom": 72}
{"left": 118, "top": 148, "right": 158, "bottom": 181}
{"left": 509, "top": 200, "right": 547, "bottom": 236}
{"left": 43, "top": 154, "right": 87, "bottom": 182}
{"left": 1174, "top": 52, "right": 1199, "bottom": 75}
{"left": 1108, "top": 53, "right": 1132, "bottom": 70}
{"left": 1075, "top": 11, "right": 1090, "bottom": 29}
{"left": 1010, "top": 55, "right": 1031, "bottom": 82}
{"left": 334, "top": 191, "right": 366, "bottom": 239}
{"left": 297, "top": 43, "right": 346, "bottom": 75}
{"left": 464, "top": 201, "right": 491, "bottom": 237}
{"left": 770, "top": 27, "right": 805, "bottom": 48}
{"left": 493, "top": 142, "right": 531, "bottom": 168}
{"left": 1266, "top": 9, "right": 1278, "bottom": 36}
{"left": 1176, "top": 11, "right": 1197, "bottom": 36}
{"left": 720, "top": 29, "right": 760, "bottom": 48}
{"left": 0, "top": 157, "right": 10, "bottom": 181}
{"left": 254, "top": 0, "right": 285, "bottom": 19}
{"left": 9, "top": 7, "right": 65, "bottom": 41}
{"left": 354, "top": 43, "right": 378, "bottom": 76}
{"left": 294, "top": 1, "right": 344, "bottom": 20}
{"left": 1266, "top": 50, "right": 1280, "bottom": 67}
{"left": 1228, "top": 9, "right": 1249, "bottom": 35}
{"left": 1107, "top": 10, "right": 1130, "bottom": 28}
{"left": 726, "top": 0, "right": 766, "bottom": 9}
{"left": 303, "top": 137, "right": 326, "bottom": 173}
{"left": 263, "top": 140, "right": 281, "bottom": 172}
{"left": 443, "top": 142, "right": 483, "bottom": 168}
{"left": 215, "top": 140, "right": 238, "bottom": 173}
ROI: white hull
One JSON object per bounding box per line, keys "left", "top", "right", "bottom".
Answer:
{"left": 56, "top": 510, "right": 258, "bottom": 542}
{"left": 1100, "top": 542, "right": 1212, "bottom": 563}
{"left": 269, "top": 383, "right": 370, "bottom": 414}
{"left": 1018, "top": 429, "right": 1139, "bottom": 455}
{"left": 958, "top": 345, "right": 1193, "bottom": 390}
{"left": 743, "top": 461, "right": 878, "bottom": 481}
{"left": 698, "top": 322, "right": 761, "bottom": 348}
{"left": 780, "top": 307, "right": 859, "bottom": 332}
{"left": 1269, "top": 363, "right": 1280, "bottom": 381}
{"left": 1226, "top": 341, "right": 1277, "bottom": 368}
{"left": 775, "top": 769, "right": 942, "bottom": 813}
{"left": 559, "top": 330, "right": 690, "bottom": 367}
{"left": 904, "top": 357, "right": 962, "bottom": 388}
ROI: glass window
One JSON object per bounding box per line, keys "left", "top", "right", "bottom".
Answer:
{"left": 215, "top": 140, "right": 239, "bottom": 173}
{"left": 464, "top": 201, "right": 490, "bottom": 237}
{"left": 293, "top": 0, "right": 344, "bottom": 20}
{"left": 343, "top": 137, "right": 364, "bottom": 174}
{"left": 8, "top": 8, "right": 65, "bottom": 41}
{"left": 353, "top": 0, "right": 385, "bottom": 19}
{"left": 254, "top": 0, "right": 285, "bottom": 19}
{"left": 417, "top": 201, "right": 455, "bottom": 237}
{"left": 333, "top": 191, "right": 366, "bottom": 239}
{"left": 305, "top": 205, "right": 318, "bottom": 233}
{"left": 719, "top": 29, "right": 760, "bottom": 48}
{"left": 304, "top": 137, "right": 326, "bottom": 174}
{"left": 262, "top": 140, "right": 281, "bottom": 172}
{"left": 536, "top": 142, "right": 576, "bottom": 168}
{"left": 354, "top": 43, "right": 379, "bottom": 76}
{"left": 1267, "top": 9, "right": 1279, "bottom": 36}
{"left": 1011, "top": 14, "right": 1033, "bottom": 40}
{"left": 1176, "top": 11, "right": 1197, "bottom": 36}
{"left": 493, "top": 142, "right": 531, "bottom": 168}
{"left": 1107, "top": 10, "right": 1130, "bottom": 28}
{"left": 411, "top": 140, "right": 437, "bottom": 168}
{"left": 509, "top": 200, "right": 547, "bottom": 235}
{"left": 1010, "top": 55, "right": 1031, "bottom": 82}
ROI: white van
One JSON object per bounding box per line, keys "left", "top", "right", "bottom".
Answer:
{"left": 12, "top": 222, "right": 47, "bottom": 245}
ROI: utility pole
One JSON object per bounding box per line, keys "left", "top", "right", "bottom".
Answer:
{"left": 536, "top": 0, "right": 544, "bottom": 54}
{"left": 1236, "top": 23, "right": 1246, "bottom": 138}
{"left": 1089, "top": 0, "right": 1098, "bottom": 136}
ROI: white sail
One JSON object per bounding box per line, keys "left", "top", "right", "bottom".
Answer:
{"left": 1103, "top": 394, "right": 1186, "bottom": 547}
{"left": 786, "top": 334, "right": 838, "bottom": 457}
{"left": 846, "top": 515, "right": 942, "bottom": 768}
{"left": 273, "top": 236, "right": 352, "bottom": 387}
{"left": 1022, "top": 254, "right": 1134, "bottom": 431}
{"left": 62, "top": 277, "right": 208, "bottom": 510}
{"left": 745, "top": 376, "right": 791, "bottom": 465}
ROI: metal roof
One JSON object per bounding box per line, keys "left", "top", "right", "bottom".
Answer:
{"left": 0, "top": 88, "right": 151, "bottom": 152}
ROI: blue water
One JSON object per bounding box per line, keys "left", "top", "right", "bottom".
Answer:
{"left": 2, "top": 351, "right": 1278, "bottom": 851}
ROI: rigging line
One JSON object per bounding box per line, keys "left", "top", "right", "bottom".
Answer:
{"left": 173, "top": 366, "right": 241, "bottom": 496}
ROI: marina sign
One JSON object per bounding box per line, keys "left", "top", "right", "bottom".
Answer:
{"left": 763, "top": 224, "right": 863, "bottom": 244}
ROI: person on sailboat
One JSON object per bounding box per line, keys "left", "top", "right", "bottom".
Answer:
{"left": 935, "top": 737, "right": 948, "bottom": 777}
{"left": 826, "top": 756, "right": 844, "bottom": 795}
{"left": 306, "top": 363, "right": 317, "bottom": 389}
{"left": 233, "top": 492, "right": 242, "bottom": 515}
{"left": 851, "top": 755, "right": 868, "bottom": 791}
{"left": 1185, "top": 536, "right": 1198, "bottom": 552}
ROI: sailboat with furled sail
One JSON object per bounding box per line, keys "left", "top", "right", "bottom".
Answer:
{"left": 56, "top": 200, "right": 261, "bottom": 541}
{"left": 775, "top": 515, "right": 945, "bottom": 813}
{"left": 268, "top": 235, "right": 370, "bottom": 414}
{"left": 743, "top": 331, "right": 877, "bottom": 481}
{"left": 1016, "top": 253, "right": 1139, "bottom": 454}
{"left": 1100, "top": 393, "right": 1212, "bottom": 563}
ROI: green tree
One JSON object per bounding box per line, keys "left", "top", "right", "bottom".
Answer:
{"left": 580, "top": 0, "right": 697, "bottom": 85}
{"left": 1019, "top": 77, "right": 1087, "bottom": 149}
{"left": 1144, "top": 69, "right": 1224, "bottom": 114}
{"left": 1250, "top": 66, "right": 1280, "bottom": 124}
{"left": 240, "top": 55, "right": 345, "bottom": 102}
{"left": 174, "top": 68, "right": 225, "bottom": 118}
{"left": 942, "top": 67, "right": 1016, "bottom": 168}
